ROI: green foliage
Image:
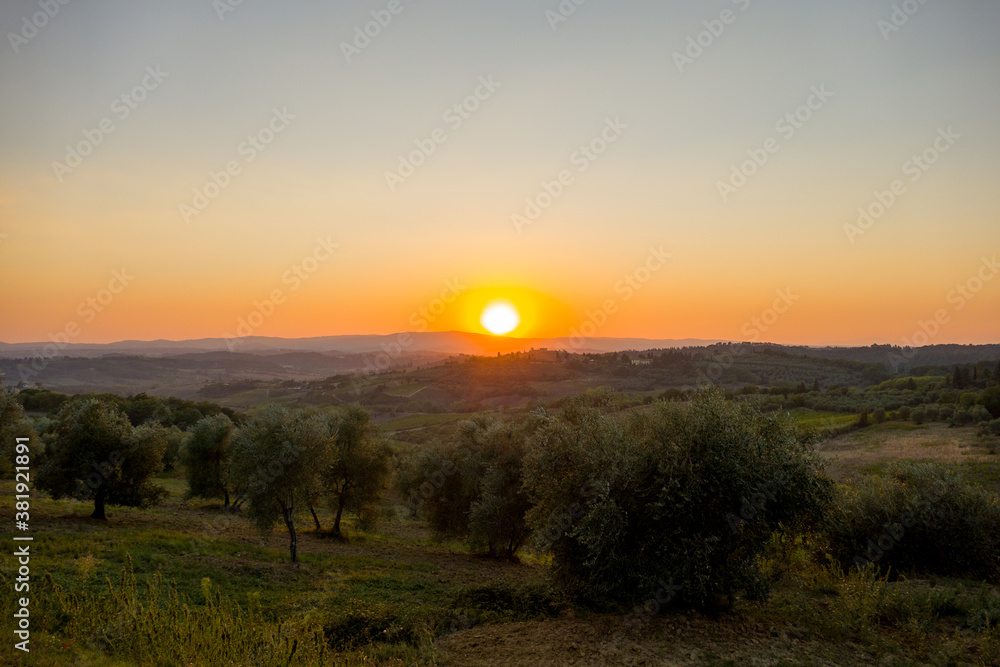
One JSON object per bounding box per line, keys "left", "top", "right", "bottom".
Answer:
{"left": 0, "top": 388, "right": 38, "bottom": 477}
{"left": 16, "top": 387, "right": 70, "bottom": 412}
{"left": 465, "top": 415, "right": 534, "bottom": 557}
{"left": 37, "top": 398, "right": 167, "bottom": 519}
{"left": 398, "top": 413, "right": 536, "bottom": 557}
{"left": 980, "top": 385, "right": 1000, "bottom": 419}
{"left": 229, "top": 405, "right": 326, "bottom": 562}
{"left": 323, "top": 607, "right": 419, "bottom": 650}
{"left": 184, "top": 414, "right": 235, "bottom": 505}
{"left": 451, "top": 580, "right": 563, "bottom": 620}
{"left": 823, "top": 462, "right": 1000, "bottom": 579}
{"left": 523, "top": 389, "right": 832, "bottom": 610}
{"left": 0, "top": 557, "right": 329, "bottom": 665}
{"left": 160, "top": 424, "right": 187, "bottom": 472}
{"left": 315, "top": 405, "right": 392, "bottom": 536}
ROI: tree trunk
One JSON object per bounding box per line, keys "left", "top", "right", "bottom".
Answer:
{"left": 333, "top": 497, "right": 346, "bottom": 536}
{"left": 91, "top": 486, "right": 107, "bottom": 520}
{"left": 223, "top": 488, "right": 230, "bottom": 508}
{"left": 283, "top": 507, "right": 298, "bottom": 564}
{"left": 309, "top": 504, "right": 322, "bottom": 531}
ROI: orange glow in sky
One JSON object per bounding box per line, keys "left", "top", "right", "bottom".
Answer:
{"left": 0, "top": 3, "right": 998, "bottom": 347}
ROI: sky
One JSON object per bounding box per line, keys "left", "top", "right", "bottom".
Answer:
{"left": 1, "top": 0, "right": 998, "bottom": 346}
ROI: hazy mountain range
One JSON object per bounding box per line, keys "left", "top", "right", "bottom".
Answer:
{"left": 0, "top": 332, "right": 726, "bottom": 358}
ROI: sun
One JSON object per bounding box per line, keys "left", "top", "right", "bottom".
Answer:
{"left": 480, "top": 300, "right": 520, "bottom": 336}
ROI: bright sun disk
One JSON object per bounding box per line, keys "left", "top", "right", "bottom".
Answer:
{"left": 480, "top": 301, "right": 520, "bottom": 336}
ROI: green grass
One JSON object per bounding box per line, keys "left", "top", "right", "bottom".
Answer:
{"left": 785, "top": 408, "right": 857, "bottom": 430}
{"left": 380, "top": 413, "right": 466, "bottom": 431}
{"left": 383, "top": 383, "right": 431, "bottom": 398}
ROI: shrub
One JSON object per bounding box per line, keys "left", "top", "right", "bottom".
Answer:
{"left": 0, "top": 558, "right": 329, "bottom": 665}
{"left": 979, "top": 419, "right": 1000, "bottom": 438}
{"left": 399, "top": 413, "right": 538, "bottom": 557}
{"left": 451, "top": 581, "right": 563, "bottom": 620}
{"left": 823, "top": 462, "right": 1000, "bottom": 580}
{"left": 970, "top": 405, "right": 993, "bottom": 424}
{"left": 912, "top": 406, "right": 926, "bottom": 425}
{"left": 951, "top": 407, "right": 973, "bottom": 427}
{"left": 873, "top": 408, "right": 886, "bottom": 424}
{"left": 523, "top": 389, "right": 832, "bottom": 611}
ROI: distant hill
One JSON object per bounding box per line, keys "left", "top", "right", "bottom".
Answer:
{"left": 0, "top": 332, "right": 725, "bottom": 359}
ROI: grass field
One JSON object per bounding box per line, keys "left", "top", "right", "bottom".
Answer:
{"left": 4, "top": 424, "right": 1000, "bottom": 666}
{"left": 4, "top": 412, "right": 1000, "bottom": 665}
{"left": 816, "top": 422, "right": 1000, "bottom": 486}
{"left": 379, "top": 413, "right": 467, "bottom": 432}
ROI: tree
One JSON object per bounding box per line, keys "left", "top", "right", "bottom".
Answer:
{"left": 123, "top": 393, "right": 169, "bottom": 426}
{"left": 38, "top": 399, "right": 167, "bottom": 520}
{"left": 184, "top": 414, "right": 235, "bottom": 506}
{"left": 229, "top": 406, "right": 325, "bottom": 563}
{"left": 466, "top": 416, "right": 534, "bottom": 558}
{"left": 979, "top": 385, "right": 1000, "bottom": 420}
{"left": 0, "top": 390, "right": 38, "bottom": 478}
{"left": 523, "top": 390, "right": 831, "bottom": 610}
{"left": 397, "top": 413, "right": 539, "bottom": 558}
{"left": 316, "top": 405, "right": 391, "bottom": 537}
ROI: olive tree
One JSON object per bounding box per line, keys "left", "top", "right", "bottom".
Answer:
{"left": 523, "top": 389, "right": 832, "bottom": 610}
{"left": 316, "top": 405, "right": 391, "bottom": 537}
{"left": 0, "top": 390, "right": 37, "bottom": 478}
{"left": 229, "top": 405, "right": 325, "bottom": 563}
{"left": 184, "top": 414, "right": 235, "bottom": 506}
{"left": 38, "top": 399, "right": 167, "bottom": 520}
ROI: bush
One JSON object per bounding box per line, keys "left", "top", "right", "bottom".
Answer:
{"left": 970, "top": 405, "right": 993, "bottom": 424}
{"left": 523, "top": 389, "right": 832, "bottom": 611}
{"left": 873, "top": 408, "right": 886, "bottom": 424}
{"left": 398, "top": 413, "right": 538, "bottom": 557}
{"left": 912, "top": 406, "right": 926, "bottom": 425}
{"left": 323, "top": 607, "right": 419, "bottom": 650}
{"left": 823, "top": 462, "right": 1000, "bottom": 579}
{"left": 951, "top": 407, "right": 973, "bottom": 427}
{"left": 979, "top": 419, "right": 1000, "bottom": 438}
{"left": 451, "top": 581, "right": 563, "bottom": 620}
